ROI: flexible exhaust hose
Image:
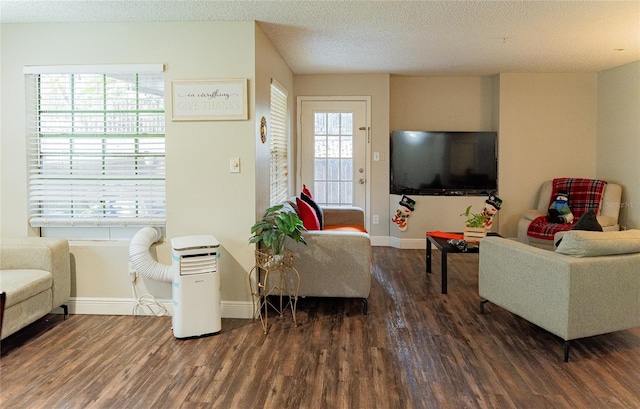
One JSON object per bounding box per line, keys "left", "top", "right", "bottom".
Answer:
{"left": 129, "top": 227, "right": 172, "bottom": 283}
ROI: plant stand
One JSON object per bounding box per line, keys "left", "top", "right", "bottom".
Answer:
{"left": 248, "top": 249, "right": 300, "bottom": 334}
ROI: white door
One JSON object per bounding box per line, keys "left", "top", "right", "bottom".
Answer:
{"left": 299, "top": 99, "right": 369, "bottom": 212}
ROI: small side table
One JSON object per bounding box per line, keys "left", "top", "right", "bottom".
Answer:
{"left": 426, "top": 232, "right": 500, "bottom": 294}
{"left": 248, "top": 249, "right": 300, "bottom": 334}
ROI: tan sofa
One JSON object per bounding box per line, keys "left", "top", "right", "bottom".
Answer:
{"left": 0, "top": 237, "right": 71, "bottom": 339}
{"left": 479, "top": 230, "right": 640, "bottom": 361}
{"left": 284, "top": 206, "right": 372, "bottom": 314}
{"left": 517, "top": 180, "right": 622, "bottom": 250}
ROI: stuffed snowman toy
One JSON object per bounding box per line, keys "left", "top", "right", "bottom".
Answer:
{"left": 547, "top": 191, "right": 574, "bottom": 224}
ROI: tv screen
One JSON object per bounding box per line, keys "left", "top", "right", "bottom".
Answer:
{"left": 390, "top": 131, "right": 497, "bottom": 195}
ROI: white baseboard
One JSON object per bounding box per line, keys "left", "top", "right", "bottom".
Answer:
{"left": 58, "top": 236, "right": 428, "bottom": 318}
{"left": 59, "top": 297, "right": 254, "bottom": 319}
{"left": 390, "top": 237, "right": 426, "bottom": 249}
{"left": 372, "top": 235, "right": 426, "bottom": 249}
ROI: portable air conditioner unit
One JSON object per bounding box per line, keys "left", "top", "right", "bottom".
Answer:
{"left": 171, "top": 235, "right": 221, "bottom": 339}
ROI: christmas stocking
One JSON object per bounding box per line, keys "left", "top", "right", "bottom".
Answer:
{"left": 481, "top": 194, "right": 503, "bottom": 228}
{"left": 392, "top": 195, "right": 416, "bottom": 231}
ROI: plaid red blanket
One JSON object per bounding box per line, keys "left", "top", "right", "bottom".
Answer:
{"left": 527, "top": 178, "right": 607, "bottom": 240}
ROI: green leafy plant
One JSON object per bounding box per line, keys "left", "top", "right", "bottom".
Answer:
{"left": 460, "top": 205, "right": 489, "bottom": 228}
{"left": 249, "top": 205, "right": 307, "bottom": 255}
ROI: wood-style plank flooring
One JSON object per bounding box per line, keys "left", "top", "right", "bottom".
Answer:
{"left": 2, "top": 247, "right": 640, "bottom": 408}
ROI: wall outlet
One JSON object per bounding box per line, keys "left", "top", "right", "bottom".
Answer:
{"left": 373, "top": 214, "right": 379, "bottom": 224}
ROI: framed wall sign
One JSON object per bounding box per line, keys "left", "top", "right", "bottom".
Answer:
{"left": 171, "top": 78, "right": 248, "bottom": 121}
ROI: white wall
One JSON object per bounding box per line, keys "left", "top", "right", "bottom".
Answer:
{"left": 597, "top": 61, "right": 640, "bottom": 229}
{"left": 0, "top": 21, "right": 292, "bottom": 316}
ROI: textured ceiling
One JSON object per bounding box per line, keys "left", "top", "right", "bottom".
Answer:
{"left": 1, "top": 0, "right": 639, "bottom": 75}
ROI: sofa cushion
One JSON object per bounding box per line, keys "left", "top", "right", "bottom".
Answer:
{"left": 0, "top": 269, "right": 52, "bottom": 308}
{"left": 555, "top": 230, "right": 640, "bottom": 257}
{"left": 323, "top": 224, "right": 368, "bottom": 233}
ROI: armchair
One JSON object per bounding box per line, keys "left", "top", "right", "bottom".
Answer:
{"left": 517, "top": 179, "right": 622, "bottom": 250}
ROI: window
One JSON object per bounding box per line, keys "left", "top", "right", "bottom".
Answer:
{"left": 25, "top": 65, "right": 166, "bottom": 238}
{"left": 313, "top": 112, "right": 354, "bottom": 205}
{"left": 269, "top": 79, "right": 289, "bottom": 206}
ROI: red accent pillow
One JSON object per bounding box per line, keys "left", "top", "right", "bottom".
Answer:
{"left": 302, "top": 184, "right": 313, "bottom": 199}
{"left": 301, "top": 191, "right": 324, "bottom": 229}
{"left": 296, "top": 197, "right": 320, "bottom": 230}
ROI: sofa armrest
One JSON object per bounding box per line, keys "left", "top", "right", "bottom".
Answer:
{"left": 0, "top": 238, "right": 71, "bottom": 308}
{"left": 596, "top": 215, "right": 616, "bottom": 228}
{"left": 285, "top": 230, "right": 371, "bottom": 298}
{"left": 322, "top": 206, "right": 365, "bottom": 227}
{"left": 522, "top": 209, "right": 545, "bottom": 221}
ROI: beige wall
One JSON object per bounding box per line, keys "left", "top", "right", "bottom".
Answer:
{"left": 497, "top": 73, "right": 598, "bottom": 237}
{"left": 386, "top": 73, "right": 600, "bottom": 241}
{"left": 1, "top": 20, "right": 636, "bottom": 315}
{"left": 389, "top": 76, "right": 495, "bottom": 243}
{"left": 390, "top": 76, "right": 494, "bottom": 131}
{"left": 293, "top": 74, "right": 391, "bottom": 239}
{"left": 0, "top": 21, "right": 292, "bottom": 316}
{"left": 597, "top": 61, "right": 640, "bottom": 229}
{"left": 254, "top": 25, "right": 295, "bottom": 220}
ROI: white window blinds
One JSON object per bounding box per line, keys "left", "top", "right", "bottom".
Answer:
{"left": 25, "top": 65, "right": 166, "bottom": 228}
{"left": 269, "top": 79, "right": 289, "bottom": 206}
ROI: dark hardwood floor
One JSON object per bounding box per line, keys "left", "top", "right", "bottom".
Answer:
{"left": 2, "top": 247, "right": 640, "bottom": 408}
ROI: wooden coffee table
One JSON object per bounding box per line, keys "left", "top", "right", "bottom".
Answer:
{"left": 426, "top": 232, "right": 500, "bottom": 294}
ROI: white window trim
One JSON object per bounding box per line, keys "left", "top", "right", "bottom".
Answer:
{"left": 25, "top": 64, "right": 166, "bottom": 238}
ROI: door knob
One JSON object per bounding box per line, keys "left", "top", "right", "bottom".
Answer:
{"left": 359, "top": 179, "right": 365, "bottom": 184}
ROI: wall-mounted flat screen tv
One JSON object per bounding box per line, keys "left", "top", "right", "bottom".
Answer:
{"left": 390, "top": 130, "right": 497, "bottom": 195}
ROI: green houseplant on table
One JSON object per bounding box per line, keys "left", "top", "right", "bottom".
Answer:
{"left": 460, "top": 205, "right": 489, "bottom": 242}
{"left": 249, "top": 204, "right": 307, "bottom": 267}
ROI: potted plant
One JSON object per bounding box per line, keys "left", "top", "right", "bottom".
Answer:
{"left": 460, "top": 205, "right": 489, "bottom": 242}
{"left": 249, "top": 205, "right": 307, "bottom": 266}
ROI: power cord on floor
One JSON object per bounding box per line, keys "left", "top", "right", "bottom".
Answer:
{"left": 129, "top": 266, "right": 169, "bottom": 317}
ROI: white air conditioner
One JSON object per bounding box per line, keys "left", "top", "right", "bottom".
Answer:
{"left": 171, "top": 235, "right": 221, "bottom": 339}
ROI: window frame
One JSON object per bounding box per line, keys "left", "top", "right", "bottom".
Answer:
{"left": 24, "top": 64, "right": 166, "bottom": 239}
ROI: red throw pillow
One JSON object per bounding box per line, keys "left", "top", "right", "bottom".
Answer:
{"left": 296, "top": 197, "right": 320, "bottom": 230}
{"left": 301, "top": 191, "right": 324, "bottom": 229}
{"left": 302, "top": 184, "right": 313, "bottom": 199}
